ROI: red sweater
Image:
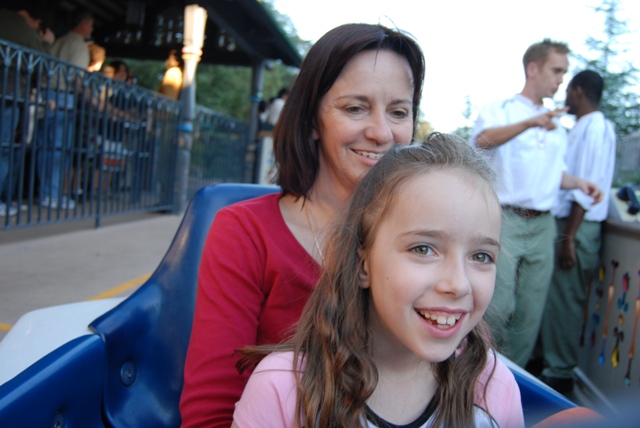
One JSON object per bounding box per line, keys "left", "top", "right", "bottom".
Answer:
{"left": 180, "top": 193, "right": 321, "bottom": 427}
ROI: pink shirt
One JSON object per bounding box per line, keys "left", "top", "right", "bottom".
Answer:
{"left": 234, "top": 351, "right": 525, "bottom": 428}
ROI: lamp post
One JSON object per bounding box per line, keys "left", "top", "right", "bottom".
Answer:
{"left": 174, "top": 4, "right": 207, "bottom": 214}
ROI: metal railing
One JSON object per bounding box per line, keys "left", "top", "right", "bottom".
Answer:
{"left": 189, "top": 106, "right": 253, "bottom": 198}
{"left": 1, "top": 38, "right": 255, "bottom": 230}
{"left": 615, "top": 131, "right": 640, "bottom": 187}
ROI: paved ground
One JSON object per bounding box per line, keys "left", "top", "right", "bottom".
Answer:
{"left": 0, "top": 212, "right": 184, "bottom": 341}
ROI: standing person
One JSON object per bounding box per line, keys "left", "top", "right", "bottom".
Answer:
{"left": 232, "top": 134, "right": 523, "bottom": 428}
{"left": 0, "top": 0, "right": 54, "bottom": 216}
{"left": 180, "top": 23, "right": 425, "bottom": 427}
{"left": 100, "top": 60, "right": 130, "bottom": 195}
{"left": 103, "top": 60, "right": 130, "bottom": 82}
{"left": 266, "top": 87, "right": 289, "bottom": 127}
{"left": 0, "top": 1, "right": 53, "bottom": 53}
{"left": 71, "top": 41, "right": 106, "bottom": 200}
{"left": 157, "top": 49, "right": 183, "bottom": 100}
{"left": 36, "top": 8, "right": 93, "bottom": 209}
{"left": 469, "top": 39, "right": 602, "bottom": 368}
{"left": 51, "top": 9, "right": 93, "bottom": 70}
{"left": 539, "top": 70, "right": 616, "bottom": 393}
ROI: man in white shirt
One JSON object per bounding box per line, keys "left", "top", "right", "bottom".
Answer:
{"left": 469, "top": 40, "right": 602, "bottom": 368}
{"left": 539, "top": 70, "right": 616, "bottom": 393}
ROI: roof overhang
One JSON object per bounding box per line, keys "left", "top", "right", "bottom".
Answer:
{"left": 51, "top": 0, "right": 302, "bottom": 67}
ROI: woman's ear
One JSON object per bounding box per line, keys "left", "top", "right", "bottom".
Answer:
{"left": 311, "top": 115, "right": 320, "bottom": 141}
{"left": 357, "top": 249, "right": 370, "bottom": 289}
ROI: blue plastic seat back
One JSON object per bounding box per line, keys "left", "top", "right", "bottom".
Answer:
{"left": 0, "top": 335, "right": 106, "bottom": 428}
{"left": 90, "top": 183, "right": 280, "bottom": 428}
{"left": 510, "top": 366, "right": 577, "bottom": 426}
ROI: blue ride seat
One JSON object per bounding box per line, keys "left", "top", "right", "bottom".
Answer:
{"left": 0, "top": 183, "right": 278, "bottom": 428}
{"left": 0, "top": 335, "right": 106, "bottom": 427}
{"left": 0, "top": 183, "right": 581, "bottom": 427}
{"left": 89, "top": 183, "right": 280, "bottom": 427}
{"left": 507, "top": 362, "right": 578, "bottom": 426}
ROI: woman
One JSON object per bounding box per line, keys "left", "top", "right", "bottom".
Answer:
{"left": 180, "top": 23, "right": 425, "bottom": 427}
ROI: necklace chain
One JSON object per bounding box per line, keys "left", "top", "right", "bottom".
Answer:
{"left": 304, "top": 203, "right": 324, "bottom": 261}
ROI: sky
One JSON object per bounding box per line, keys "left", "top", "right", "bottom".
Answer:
{"left": 272, "top": 0, "right": 639, "bottom": 133}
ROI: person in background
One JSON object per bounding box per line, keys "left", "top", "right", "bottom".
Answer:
{"left": 469, "top": 39, "right": 602, "bottom": 368}
{"left": 35, "top": 8, "right": 94, "bottom": 210}
{"left": 0, "top": 0, "right": 53, "bottom": 54}
{"left": 37, "top": 22, "right": 55, "bottom": 46}
{"left": 0, "top": 0, "right": 54, "bottom": 216}
{"left": 69, "top": 41, "right": 107, "bottom": 201}
{"left": 266, "top": 87, "right": 289, "bottom": 127}
{"left": 232, "top": 134, "right": 523, "bottom": 428}
{"left": 538, "top": 70, "right": 616, "bottom": 393}
{"left": 180, "top": 23, "right": 425, "bottom": 427}
{"left": 99, "top": 60, "right": 131, "bottom": 196}
{"left": 103, "top": 60, "right": 130, "bottom": 82}
{"left": 51, "top": 9, "right": 93, "bottom": 69}
{"left": 157, "top": 49, "right": 183, "bottom": 100}
{"left": 255, "top": 99, "right": 272, "bottom": 141}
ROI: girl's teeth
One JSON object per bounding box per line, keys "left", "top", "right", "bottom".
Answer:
{"left": 421, "top": 311, "right": 460, "bottom": 327}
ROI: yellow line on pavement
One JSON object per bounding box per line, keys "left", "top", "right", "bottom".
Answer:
{"left": 0, "top": 274, "right": 152, "bottom": 333}
{"left": 85, "top": 273, "right": 151, "bottom": 301}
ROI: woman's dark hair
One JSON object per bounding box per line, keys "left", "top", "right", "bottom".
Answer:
{"left": 274, "top": 23, "right": 425, "bottom": 198}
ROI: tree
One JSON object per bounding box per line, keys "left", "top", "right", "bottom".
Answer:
{"left": 260, "top": 0, "right": 313, "bottom": 58}
{"left": 573, "top": 0, "right": 640, "bottom": 185}
{"left": 451, "top": 96, "right": 474, "bottom": 141}
{"left": 573, "top": 0, "right": 639, "bottom": 137}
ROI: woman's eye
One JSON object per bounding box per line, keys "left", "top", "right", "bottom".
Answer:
{"left": 412, "top": 245, "right": 433, "bottom": 256}
{"left": 345, "top": 105, "right": 365, "bottom": 114}
{"left": 390, "top": 109, "right": 410, "bottom": 119}
{"left": 472, "top": 252, "right": 494, "bottom": 264}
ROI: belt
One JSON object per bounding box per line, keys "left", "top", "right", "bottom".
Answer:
{"left": 502, "top": 205, "right": 550, "bottom": 219}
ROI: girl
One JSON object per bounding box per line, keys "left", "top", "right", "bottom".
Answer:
{"left": 232, "top": 133, "right": 524, "bottom": 428}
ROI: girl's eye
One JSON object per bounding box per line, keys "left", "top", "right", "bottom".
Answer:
{"left": 412, "top": 245, "right": 434, "bottom": 256}
{"left": 471, "top": 252, "right": 494, "bottom": 264}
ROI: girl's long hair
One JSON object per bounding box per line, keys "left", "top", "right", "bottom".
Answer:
{"left": 238, "top": 133, "right": 499, "bottom": 428}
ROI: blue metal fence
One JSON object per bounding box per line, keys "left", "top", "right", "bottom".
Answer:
{"left": 189, "top": 106, "right": 252, "bottom": 198}
{"left": 0, "top": 38, "right": 255, "bottom": 230}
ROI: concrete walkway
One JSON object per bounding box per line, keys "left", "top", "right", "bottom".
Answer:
{"left": 0, "top": 213, "right": 184, "bottom": 341}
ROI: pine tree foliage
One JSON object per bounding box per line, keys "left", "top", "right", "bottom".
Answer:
{"left": 451, "top": 96, "right": 474, "bottom": 141}
{"left": 573, "top": 0, "right": 639, "bottom": 137}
